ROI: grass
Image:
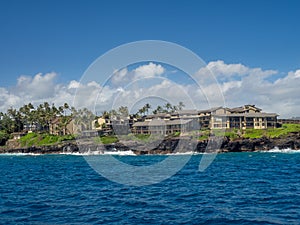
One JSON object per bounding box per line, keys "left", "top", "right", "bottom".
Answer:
{"left": 243, "top": 129, "right": 265, "bottom": 139}
{"left": 0, "top": 131, "right": 9, "bottom": 146}
{"left": 93, "top": 136, "right": 119, "bottom": 145}
{"left": 19, "top": 132, "right": 75, "bottom": 147}
{"left": 224, "top": 131, "right": 240, "bottom": 139}
{"left": 266, "top": 124, "right": 300, "bottom": 138}
{"left": 198, "top": 129, "right": 210, "bottom": 141}
{"left": 92, "top": 124, "right": 300, "bottom": 144}
{"left": 243, "top": 124, "right": 300, "bottom": 139}
{"left": 198, "top": 124, "right": 300, "bottom": 140}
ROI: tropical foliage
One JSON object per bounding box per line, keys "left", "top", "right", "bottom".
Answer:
{"left": 0, "top": 102, "right": 95, "bottom": 146}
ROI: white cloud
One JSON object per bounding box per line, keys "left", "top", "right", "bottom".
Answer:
{"left": 15, "top": 72, "right": 57, "bottom": 99}
{"left": 198, "top": 62, "right": 299, "bottom": 118}
{"left": 68, "top": 80, "right": 80, "bottom": 89}
{"left": 134, "top": 62, "right": 165, "bottom": 79}
{"left": 110, "top": 62, "right": 165, "bottom": 86}
{"left": 0, "top": 62, "right": 299, "bottom": 118}
{"left": 295, "top": 70, "right": 300, "bottom": 78}
{"left": 111, "top": 68, "right": 129, "bottom": 86}
{"left": 207, "top": 60, "right": 249, "bottom": 76}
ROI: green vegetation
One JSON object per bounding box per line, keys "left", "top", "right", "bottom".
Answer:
{"left": 242, "top": 124, "right": 300, "bottom": 139}
{"left": 0, "top": 101, "right": 97, "bottom": 146}
{"left": 196, "top": 124, "right": 300, "bottom": 141}
{"left": 93, "top": 136, "right": 119, "bottom": 145}
{"left": 243, "top": 129, "right": 265, "bottom": 139}
{"left": 19, "top": 132, "right": 75, "bottom": 147}
{"left": 224, "top": 130, "right": 240, "bottom": 139}
{"left": 198, "top": 129, "right": 210, "bottom": 141}
{"left": 0, "top": 131, "right": 9, "bottom": 145}
{"left": 266, "top": 124, "right": 300, "bottom": 138}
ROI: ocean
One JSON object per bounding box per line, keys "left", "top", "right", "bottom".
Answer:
{"left": 1, "top": 150, "right": 300, "bottom": 224}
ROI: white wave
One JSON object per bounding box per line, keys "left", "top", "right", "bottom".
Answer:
{"left": 166, "top": 151, "right": 206, "bottom": 155}
{"left": 260, "top": 147, "right": 300, "bottom": 153}
{"left": 0, "top": 153, "right": 42, "bottom": 156}
{"left": 103, "top": 150, "right": 136, "bottom": 156}
{"left": 60, "top": 150, "right": 136, "bottom": 156}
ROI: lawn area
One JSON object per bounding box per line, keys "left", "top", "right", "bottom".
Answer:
{"left": 96, "top": 136, "right": 119, "bottom": 144}
{"left": 19, "top": 132, "right": 75, "bottom": 147}
{"left": 89, "top": 124, "right": 300, "bottom": 144}
{"left": 266, "top": 124, "right": 300, "bottom": 138}
{"left": 197, "top": 124, "right": 300, "bottom": 140}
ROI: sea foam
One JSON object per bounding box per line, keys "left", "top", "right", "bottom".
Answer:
{"left": 261, "top": 147, "right": 300, "bottom": 153}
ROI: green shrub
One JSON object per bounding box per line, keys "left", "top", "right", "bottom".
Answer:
{"left": 96, "top": 136, "right": 118, "bottom": 144}
{"left": 224, "top": 131, "right": 239, "bottom": 139}
{"left": 19, "top": 132, "right": 75, "bottom": 147}
{"left": 0, "top": 131, "right": 9, "bottom": 146}
{"left": 266, "top": 124, "right": 300, "bottom": 138}
{"left": 243, "top": 129, "right": 265, "bottom": 139}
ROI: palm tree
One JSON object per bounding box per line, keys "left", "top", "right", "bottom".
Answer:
{"left": 0, "top": 113, "right": 14, "bottom": 134}
{"left": 63, "top": 103, "right": 70, "bottom": 116}
{"left": 164, "top": 103, "right": 172, "bottom": 113}
{"left": 144, "top": 103, "right": 151, "bottom": 115}
{"left": 153, "top": 105, "right": 163, "bottom": 114}
{"left": 7, "top": 107, "right": 22, "bottom": 132}
{"left": 118, "top": 106, "right": 129, "bottom": 117}
{"left": 102, "top": 111, "right": 110, "bottom": 119}
{"left": 138, "top": 107, "right": 146, "bottom": 116}
{"left": 178, "top": 101, "right": 185, "bottom": 110}
{"left": 172, "top": 105, "right": 178, "bottom": 113}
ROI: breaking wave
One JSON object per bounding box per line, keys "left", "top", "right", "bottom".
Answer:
{"left": 261, "top": 147, "right": 300, "bottom": 153}
{"left": 0, "top": 153, "right": 42, "bottom": 156}
{"left": 60, "top": 150, "right": 136, "bottom": 156}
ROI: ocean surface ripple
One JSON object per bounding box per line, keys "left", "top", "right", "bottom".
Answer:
{"left": 1, "top": 152, "right": 300, "bottom": 224}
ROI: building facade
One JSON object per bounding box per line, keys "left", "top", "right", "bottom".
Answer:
{"left": 131, "top": 105, "right": 279, "bottom": 134}
{"left": 208, "top": 105, "right": 278, "bottom": 129}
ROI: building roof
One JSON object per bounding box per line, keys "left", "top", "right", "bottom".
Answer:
{"left": 198, "top": 106, "right": 223, "bottom": 113}
{"left": 132, "top": 121, "right": 149, "bottom": 127}
{"left": 133, "top": 119, "right": 193, "bottom": 127}
{"left": 145, "top": 113, "right": 170, "bottom": 119}
{"left": 171, "top": 110, "right": 199, "bottom": 115}
{"left": 228, "top": 105, "right": 262, "bottom": 113}
{"left": 213, "top": 113, "right": 278, "bottom": 118}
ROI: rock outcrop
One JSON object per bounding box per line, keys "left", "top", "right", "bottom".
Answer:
{"left": 1, "top": 133, "right": 299, "bottom": 155}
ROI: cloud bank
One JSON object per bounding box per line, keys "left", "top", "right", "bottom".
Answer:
{"left": 0, "top": 61, "right": 299, "bottom": 118}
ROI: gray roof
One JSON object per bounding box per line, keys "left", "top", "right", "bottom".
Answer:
{"left": 212, "top": 113, "right": 278, "bottom": 118}
{"left": 145, "top": 113, "right": 170, "bottom": 119}
{"left": 132, "top": 121, "right": 149, "bottom": 127}
{"left": 171, "top": 110, "right": 199, "bottom": 115}
{"left": 198, "top": 106, "right": 223, "bottom": 113}
{"left": 228, "top": 105, "right": 262, "bottom": 113}
{"left": 133, "top": 119, "right": 193, "bottom": 127}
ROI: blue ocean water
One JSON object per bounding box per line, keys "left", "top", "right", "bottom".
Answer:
{"left": 1, "top": 152, "right": 300, "bottom": 225}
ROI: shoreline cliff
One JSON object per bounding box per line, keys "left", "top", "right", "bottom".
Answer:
{"left": 0, "top": 132, "right": 299, "bottom": 155}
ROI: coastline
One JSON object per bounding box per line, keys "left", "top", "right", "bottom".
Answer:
{"left": 1, "top": 132, "right": 299, "bottom": 155}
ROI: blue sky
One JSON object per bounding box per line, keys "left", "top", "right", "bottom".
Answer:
{"left": 0, "top": 0, "right": 300, "bottom": 117}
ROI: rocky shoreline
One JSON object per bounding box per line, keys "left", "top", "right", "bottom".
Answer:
{"left": 0, "top": 132, "right": 299, "bottom": 155}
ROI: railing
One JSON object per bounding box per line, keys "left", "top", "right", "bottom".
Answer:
{"left": 278, "top": 119, "right": 300, "bottom": 124}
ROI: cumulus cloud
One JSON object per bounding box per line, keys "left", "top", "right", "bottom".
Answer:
{"left": 207, "top": 60, "right": 249, "bottom": 77}
{"left": 15, "top": 72, "right": 57, "bottom": 99}
{"left": 0, "top": 62, "right": 299, "bottom": 118}
{"left": 197, "top": 62, "right": 299, "bottom": 118}
{"left": 195, "top": 60, "right": 277, "bottom": 84}
{"left": 110, "top": 62, "right": 165, "bottom": 86}
{"left": 0, "top": 72, "right": 103, "bottom": 112}
{"left": 134, "top": 62, "right": 165, "bottom": 79}
{"left": 68, "top": 80, "right": 81, "bottom": 89}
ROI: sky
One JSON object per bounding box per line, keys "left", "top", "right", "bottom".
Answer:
{"left": 0, "top": 0, "right": 300, "bottom": 117}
